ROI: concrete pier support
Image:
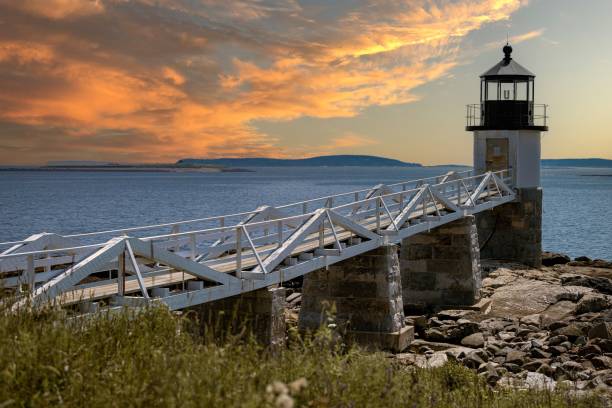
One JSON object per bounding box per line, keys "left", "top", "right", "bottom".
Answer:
{"left": 298, "top": 245, "right": 413, "bottom": 352}
{"left": 400, "top": 215, "right": 481, "bottom": 309}
{"left": 476, "top": 188, "right": 542, "bottom": 268}
{"left": 193, "top": 287, "right": 286, "bottom": 348}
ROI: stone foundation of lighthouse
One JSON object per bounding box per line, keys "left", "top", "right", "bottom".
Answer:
{"left": 476, "top": 187, "right": 543, "bottom": 268}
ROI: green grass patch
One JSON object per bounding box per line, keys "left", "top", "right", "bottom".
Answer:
{"left": 0, "top": 306, "right": 605, "bottom": 407}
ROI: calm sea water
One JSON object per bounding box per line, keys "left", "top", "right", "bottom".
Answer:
{"left": 0, "top": 166, "right": 610, "bottom": 259}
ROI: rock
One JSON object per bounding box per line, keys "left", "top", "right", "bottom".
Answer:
{"left": 547, "top": 321, "right": 568, "bottom": 331}
{"left": 457, "top": 319, "right": 480, "bottom": 336}
{"left": 574, "top": 336, "right": 587, "bottom": 346}
{"left": 523, "top": 360, "right": 543, "bottom": 372}
{"left": 531, "top": 348, "right": 552, "bottom": 359}
{"left": 588, "top": 322, "right": 612, "bottom": 340}
{"left": 486, "top": 344, "right": 503, "bottom": 356}
{"left": 542, "top": 252, "right": 571, "bottom": 266}
{"left": 461, "top": 332, "right": 485, "bottom": 348}
{"left": 561, "top": 361, "right": 584, "bottom": 373}
{"left": 575, "top": 294, "right": 611, "bottom": 314}
{"left": 424, "top": 328, "right": 446, "bottom": 342}
{"left": 549, "top": 345, "right": 568, "bottom": 356}
{"left": 519, "top": 314, "right": 541, "bottom": 327}
{"left": 498, "top": 331, "right": 515, "bottom": 341}
{"left": 464, "top": 351, "right": 486, "bottom": 369}
{"left": 426, "top": 351, "right": 448, "bottom": 368}
{"left": 578, "top": 344, "right": 602, "bottom": 357}
{"left": 554, "top": 325, "right": 584, "bottom": 341}
{"left": 592, "top": 339, "right": 612, "bottom": 353}
{"left": 537, "top": 363, "right": 554, "bottom": 377}
{"left": 479, "top": 319, "right": 508, "bottom": 334}
{"left": 444, "top": 346, "right": 473, "bottom": 361}
{"left": 478, "top": 362, "right": 501, "bottom": 385}
{"left": 525, "top": 372, "right": 556, "bottom": 391}
{"left": 575, "top": 256, "right": 592, "bottom": 263}
{"left": 591, "top": 356, "right": 612, "bottom": 370}
{"left": 516, "top": 328, "right": 532, "bottom": 338}
{"left": 405, "top": 315, "right": 428, "bottom": 330}
{"left": 548, "top": 335, "right": 568, "bottom": 346}
{"left": 561, "top": 275, "right": 612, "bottom": 295}
{"left": 503, "top": 363, "right": 522, "bottom": 373}
{"left": 437, "top": 310, "right": 471, "bottom": 321}
{"left": 505, "top": 350, "right": 526, "bottom": 365}
{"left": 541, "top": 301, "right": 581, "bottom": 328}
{"left": 286, "top": 292, "right": 301, "bottom": 307}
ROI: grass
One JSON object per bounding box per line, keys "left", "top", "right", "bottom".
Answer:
{"left": 0, "top": 306, "right": 606, "bottom": 407}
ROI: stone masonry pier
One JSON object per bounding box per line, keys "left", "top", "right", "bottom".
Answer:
{"left": 192, "top": 287, "right": 286, "bottom": 348}
{"left": 400, "top": 215, "right": 481, "bottom": 309}
{"left": 299, "top": 245, "right": 413, "bottom": 351}
{"left": 476, "top": 187, "right": 543, "bottom": 268}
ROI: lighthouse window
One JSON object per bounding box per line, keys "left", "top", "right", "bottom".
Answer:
{"left": 516, "top": 81, "right": 528, "bottom": 100}
{"left": 500, "top": 82, "right": 514, "bottom": 100}
{"left": 486, "top": 81, "right": 499, "bottom": 100}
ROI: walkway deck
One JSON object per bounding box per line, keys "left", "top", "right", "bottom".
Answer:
{"left": 0, "top": 169, "right": 515, "bottom": 312}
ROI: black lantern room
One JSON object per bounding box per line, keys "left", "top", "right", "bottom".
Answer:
{"left": 466, "top": 44, "right": 548, "bottom": 131}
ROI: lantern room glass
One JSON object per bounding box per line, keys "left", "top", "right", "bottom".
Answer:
{"left": 481, "top": 78, "right": 534, "bottom": 103}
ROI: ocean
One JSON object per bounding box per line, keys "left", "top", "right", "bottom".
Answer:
{"left": 0, "top": 166, "right": 610, "bottom": 259}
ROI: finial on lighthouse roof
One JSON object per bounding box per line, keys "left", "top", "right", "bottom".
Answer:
{"left": 503, "top": 43, "right": 513, "bottom": 63}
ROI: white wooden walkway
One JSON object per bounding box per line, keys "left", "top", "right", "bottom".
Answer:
{"left": 0, "top": 169, "right": 515, "bottom": 313}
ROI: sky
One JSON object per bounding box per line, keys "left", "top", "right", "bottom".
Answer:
{"left": 0, "top": 0, "right": 610, "bottom": 165}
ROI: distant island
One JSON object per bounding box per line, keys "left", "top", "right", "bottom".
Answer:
{"left": 3, "top": 157, "right": 611, "bottom": 173}
{"left": 177, "top": 155, "right": 422, "bottom": 167}
{"left": 541, "top": 158, "right": 612, "bottom": 168}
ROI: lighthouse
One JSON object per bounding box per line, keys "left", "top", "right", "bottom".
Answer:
{"left": 467, "top": 44, "right": 548, "bottom": 267}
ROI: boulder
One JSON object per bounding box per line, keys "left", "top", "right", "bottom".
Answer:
{"left": 575, "top": 294, "right": 611, "bottom": 314}
{"left": 523, "top": 360, "right": 544, "bottom": 372}
{"left": 588, "top": 322, "right": 612, "bottom": 340}
{"left": 578, "top": 344, "right": 602, "bottom": 357}
{"left": 561, "top": 275, "right": 612, "bottom": 296}
{"left": 531, "top": 348, "right": 552, "bottom": 359}
{"left": 461, "top": 332, "right": 485, "bottom": 348}
{"left": 524, "top": 372, "right": 556, "bottom": 391}
{"left": 426, "top": 352, "right": 448, "bottom": 368}
{"left": 548, "top": 335, "right": 568, "bottom": 346}
{"left": 505, "top": 350, "right": 526, "bottom": 365}
{"left": 542, "top": 252, "right": 571, "bottom": 266}
{"left": 591, "top": 356, "right": 612, "bottom": 370}
{"left": 537, "top": 363, "right": 554, "bottom": 377}
{"left": 561, "top": 361, "right": 584, "bottom": 373}
{"left": 478, "top": 362, "right": 501, "bottom": 385}
{"left": 463, "top": 351, "right": 486, "bottom": 369}
{"left": 424, "top": 328, "right": 446, "bottom": 342}
{"left": 554, "top": 325, "right": 584, "bottom": 341}
{"left": 549, "top": 345, "right": 568, "bottom": 356}
{"left": 519, "top": 314, "right": 541, "bottom": 327}
{"left": 503, "top": 363, "right": 522, "bottom": 373}
{"left": 436, "top": 310, "right": 472, "bottom": 321}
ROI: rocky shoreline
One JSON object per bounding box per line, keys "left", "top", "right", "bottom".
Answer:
{"left": 285, "top": 253, "right": 612, "bottom": 398}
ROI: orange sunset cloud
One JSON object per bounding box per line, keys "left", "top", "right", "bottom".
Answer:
{"left": 0, "top": 0, "right": 528, "bottom": 164}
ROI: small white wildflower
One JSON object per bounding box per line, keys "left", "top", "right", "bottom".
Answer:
{"left": 288, "top": 377, "right": 308, "bottom": 394}
{"left": 271, "top": 380, "right": 288, "bottom": 395}
{"left": 275, "top": 394, "right": 294, "bottom": 408}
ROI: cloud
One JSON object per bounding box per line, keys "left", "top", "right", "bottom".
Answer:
{"left": 510, "top": 29, "right": 545, "bottom": 44}
{"left": 4, "top": 0, "right": 105, "bottom": 19}
{"left": 0, "top": 0, "right": 529, "bottom": 164}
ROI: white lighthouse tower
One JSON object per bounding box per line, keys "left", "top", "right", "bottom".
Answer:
{"left": 467, "top": 44, "right": 548, "bottom": 267}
